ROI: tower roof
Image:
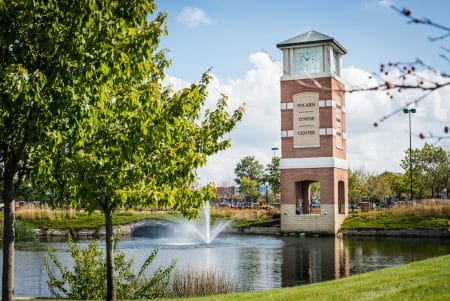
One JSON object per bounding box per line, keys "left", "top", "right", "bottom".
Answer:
{"left": 276, "top": 30, "right": 347, "bottom": 54}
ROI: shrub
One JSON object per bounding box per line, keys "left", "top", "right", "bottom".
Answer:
{"left": 0, "top": 220, "right": 35, "bottom": 241}
{"left": 14, "top": 220, "right": 36, "bottom": 241}
{"left": 45, "top": 237, "right": 176, "bottom": 299}
{"left": 171, "top": 267, "right": 234, "bottom": 297}
{"left": 360, "top": 199, "right": 450, "bottom": 218}
{"left": 272, "top": 211, "right": 281, "bottom": 219}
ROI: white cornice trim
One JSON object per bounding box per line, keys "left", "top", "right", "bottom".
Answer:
{"left": 280, "top": 74, "right": 346, "bottom": 86}
{"left": 280, "top": 157, "right": 348, "bottom": 170}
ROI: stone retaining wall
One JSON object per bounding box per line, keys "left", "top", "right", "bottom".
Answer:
{"left": 224, "top": 227, "right": 281, "bottom": 235}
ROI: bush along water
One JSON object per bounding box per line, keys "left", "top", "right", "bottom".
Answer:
{"left": 44, "top": 236, "right": 177, "bottom": 299}
{"left": 0, "top": 220, "right": 35, "bottom": 241}
{"left": 171, "top": 267, "right": 234, "bottom": 297}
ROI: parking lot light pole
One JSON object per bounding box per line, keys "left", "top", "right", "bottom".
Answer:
{"left": 403, "top": 107, "right": 416, "bottom": 202}
{"left": 271, "top": 147, "right": 279, "bottom": 157}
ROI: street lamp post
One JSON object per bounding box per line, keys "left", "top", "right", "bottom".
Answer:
{"left": 271, "top": 147, "right": 279, "bottom": 157}
{"left": 403, "top": 107, "right": 416, "bottom": 202}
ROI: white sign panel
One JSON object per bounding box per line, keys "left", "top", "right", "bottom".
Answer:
{"left": 293, "top": 92, "right": 320, "bottom": 148}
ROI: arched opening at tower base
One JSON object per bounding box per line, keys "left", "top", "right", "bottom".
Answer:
{"left": 296, "top": 180, "right": 321, "bottom": 215}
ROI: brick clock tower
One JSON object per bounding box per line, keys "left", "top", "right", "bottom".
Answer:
{"left": 276, "top": 31, "right": 348, "bottom": 234}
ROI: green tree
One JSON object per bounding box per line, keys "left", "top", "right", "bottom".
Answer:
{"left": 36, "top": 2, "right": 243, "bottom": 300}
{"left": 383, "top": 171, "right": 408, "bottom": 201}
{"left": 400, "top": 144, "right": 449, "bottom": 199}
{"left": 348, "top": 168, "right": 369, "bottom": 205}
{"left": 265, "top": 156, "right": 280, "bottom": 195}
{"left": 234, "top": 156, "right": 264, "bottom": 185}
{"left": 0, "top": 1, "right": 82, "bottom": 299}
{"left": 239, "top": 177, "right": 259, "bottom": 202}
{"left": 367, "top": 173, "right": 393, "bottom": 202}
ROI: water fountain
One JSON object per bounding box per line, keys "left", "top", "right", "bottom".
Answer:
{"left": 180, "top": 201, "right": 230, "bottom": 244}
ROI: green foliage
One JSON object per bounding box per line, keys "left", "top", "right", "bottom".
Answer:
{"left": 4, "top": 1, "right": 243, "bottom": 298}
{"left": 45, "top": 237, "right": 176, "bottom": 299}
{"left": 383, "top": 171, "right": 408, "bottom": 200}
{"left": 234, "top": 156, "right": 264, "bottom": 185}
{"left": 239, "top": 177, "right": 260, "bottom": 202}
{"left": 348, "top": 168, "right": 421, "bottom": 203}
{"left": 310, "top": 182, "right": 320, "bottom": 200}
{"left": 14, "top": 220, "right": 36, "bottom": 241}
{"left": 400, "top": 143, "right": 450, "bottom": 198}
{"left": 348, "top": 168, "right": 370, "bottom": 203}
{"left": 34, "top": 0, "right": 245, "bottom": 218}
{"left": 21, "top": 1, "right": 243, "bottom": 297}
{"left": 265, "top": 157, "right": 280, "bottom": 195}
{"left": 340, "top": 214, "right": 447, "bottom": 230}
{"left": 0, "top": 220, "right": 35, "bottom": 241}
{"left": 367, "top": 172, "right": 393, "bottom": 201}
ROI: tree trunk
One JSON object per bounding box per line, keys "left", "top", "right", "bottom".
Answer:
{"left": 2, "top": 176, "right": 15, "bottom": 301}
{"left": 105, "top": 203, "right": 116, "bottom": 301}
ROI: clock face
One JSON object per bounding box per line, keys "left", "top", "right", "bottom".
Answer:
{"left": 293, "top": 47, "right": 321, "bottom": 74}
{"left": 300, "top": 49, "right": 317, "bottom": 68}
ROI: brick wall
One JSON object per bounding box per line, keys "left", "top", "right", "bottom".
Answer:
{"left": 281, "top": 168, "right": 336, "bottom": 205}
{"left": 279, "top": 76, "right": 348, "bottom": 234}
{"left": 280, "top": 76, "right": 346, "bottom": 159}
{"left": 281, "top": 204, "right": 344, "bottom": 234}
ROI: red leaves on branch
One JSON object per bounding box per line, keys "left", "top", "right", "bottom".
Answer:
{"left": 419, "top": 133, "right": 425, "bottom": 139}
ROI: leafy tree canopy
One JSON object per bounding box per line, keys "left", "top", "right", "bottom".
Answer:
{"left": 239, "top": 177, "right": 259, "bottom": 202}
{"left": 234, "top": 156, "right": 263, "bottom": 185}
{"left": 3, "top": 1, "right": 244, "bottom": 300}
{"left": 265, "top": 156, "right": 280, "bottom": 195}
{"left": 400, "top": 143, "right": 450, "bottom": 198}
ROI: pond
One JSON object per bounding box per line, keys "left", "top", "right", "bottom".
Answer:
{"left": 5, "top": 231, "right": 450, "bottom": 297}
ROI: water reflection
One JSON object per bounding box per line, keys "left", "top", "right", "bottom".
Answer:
{"left": 2, "top": 233, "right": 450, "bottom": 297}
{"left": 281, "top": 236, "right": 346, "bottom": 286}
{"left": 281, "top": 236, "right": 450, "bottom": 287}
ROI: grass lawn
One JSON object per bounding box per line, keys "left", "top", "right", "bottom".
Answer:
{"left": 164, "top": 254, "right": 450, "bottom": 301}
{"left": 0, "top": 210, "right": 179, "bottom": 230}
{"left": 341, "top": 214, "right": 448, "bottom": 230}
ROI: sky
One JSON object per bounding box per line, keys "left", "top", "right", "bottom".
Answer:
{"left": 151, "top": 0, "right": 450, "bottom": 186}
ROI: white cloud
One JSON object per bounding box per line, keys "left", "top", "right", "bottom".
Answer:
{"left": 176, "top": 7, "right": 212, "bottom": 28}
{"left": 165, "top": 53, "right": 450, "bottom": 186}
{"left": 342, "top": 67, "right": 450, "bottom": 173}
{"left": 378, "top": 0, "right": 392, "bottom": 7}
